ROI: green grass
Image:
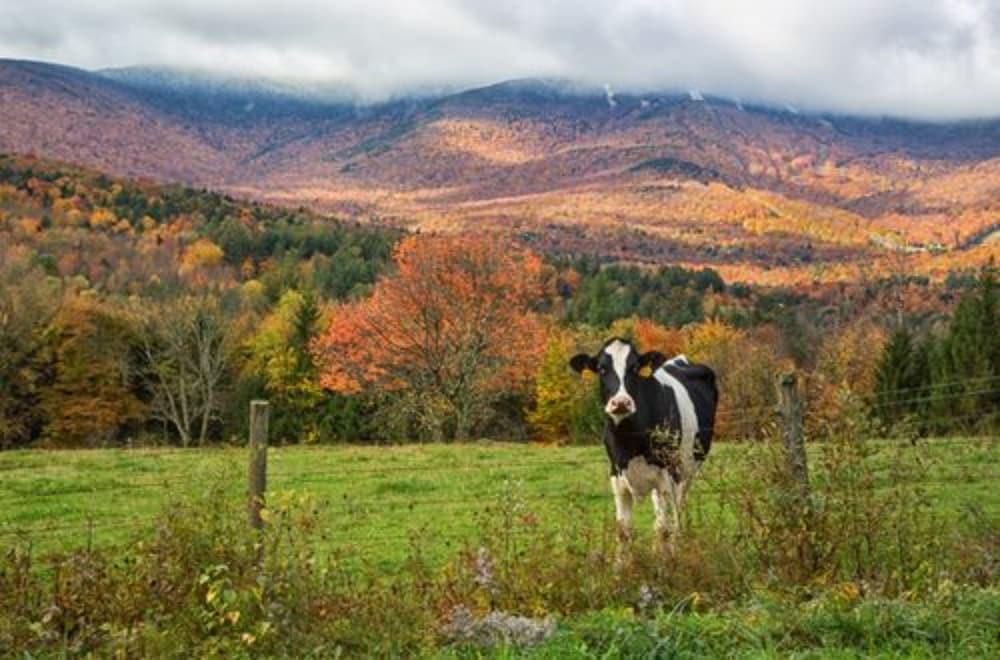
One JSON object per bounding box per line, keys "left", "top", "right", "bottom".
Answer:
{"left": 0, "top": 437, "right": 996, "bottom": 565}
{"left": 460, "top": 589, "right": 1000, "bottom": 659}
{"left": 1, "top": 438, "right": 997, "bottom": 657}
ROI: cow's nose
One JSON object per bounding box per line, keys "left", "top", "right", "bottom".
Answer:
{"left": 609, "top": 398, "right": 633, "bottom": 414}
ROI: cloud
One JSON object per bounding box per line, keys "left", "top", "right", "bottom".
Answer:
{"left": 1, "top": 0, "right": 999, "bottom": 119}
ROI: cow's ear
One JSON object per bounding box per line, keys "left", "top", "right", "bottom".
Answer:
{"left": 569, "top": 353, "right": 597, "bottom": 374}
{"left": 638, "top": 351, "right": 667, "bottom": 373}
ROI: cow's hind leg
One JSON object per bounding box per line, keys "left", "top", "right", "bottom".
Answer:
{"left": 651, "top": 487, "right": 674, "bottom": 553}
{"left": 652, "top": 471, "right": 682, "bottom": 553}
{"left": 673, "top": 462, "right": 702, "bottom": 532}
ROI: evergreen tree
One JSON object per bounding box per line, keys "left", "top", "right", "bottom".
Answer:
{"left": 928, "top": 265, "right": 998, "bottom": 434}
{"left": 873, "top": 325, "right": 928, "bottom": 430}
{"left": 290, "top": 288, "right": 321, "bottom": 376}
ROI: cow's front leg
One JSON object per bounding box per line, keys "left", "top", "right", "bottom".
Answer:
{"left": 653, "top": 472, "right": 680, "bottom": 553}
{"left": 611, "top": 475, "right": 634, "bottom": 568}
{"left": 610, "top": 475, "right": 634, "bottom": 543}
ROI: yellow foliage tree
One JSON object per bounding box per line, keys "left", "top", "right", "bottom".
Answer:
{"left": 88, "top": 207, "right": 117, "bottom": 229}
{"left": 527, "top": 327, "right": 603, "bottom": 444}
{"left": 685, "top": 320, "right": 781, "bottom": 440}
{"left": 808, "top": 321, "right": 888, "bottom": 435}
{"left": 180, "top": 238, "right": 225, "bottom": 281}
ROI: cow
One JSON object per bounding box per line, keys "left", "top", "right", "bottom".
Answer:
{"left": 569, "top": 338, "right": 718, "bottom": 548}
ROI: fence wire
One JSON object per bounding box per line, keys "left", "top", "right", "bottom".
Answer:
{"left": 0, "top": 385, "right": 996, "bottom": 544}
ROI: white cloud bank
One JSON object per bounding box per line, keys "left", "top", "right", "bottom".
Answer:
{"left": 2, "top": 0, "right": 1000, "bottom": 119}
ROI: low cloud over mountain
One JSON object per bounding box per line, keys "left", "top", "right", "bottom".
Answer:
{"left": 2, "top": 1, "right": 1000, "bottom": 119}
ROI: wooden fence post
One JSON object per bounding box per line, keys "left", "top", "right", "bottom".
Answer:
{"left": 248, "top": 400, "right": 269, "bottom": 530}
{"left": 775, "top": 372, "right": 809, "bottom": 504}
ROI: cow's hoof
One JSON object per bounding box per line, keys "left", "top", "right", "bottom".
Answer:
{"left": 654, "top": 531, "right": 677, "bottom": 556}
{"left": 614, "top": 546, "right": 633, "bottom": 571}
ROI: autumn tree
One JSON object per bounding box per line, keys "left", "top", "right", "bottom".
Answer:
{"left": 135, "top": 296, "right": 235, "bottom": 447}
{"left": 808, "top": 320, "right": 888, "bottom": 435}
{"left": 633, "top": 318, "right": 686, "bottom": 358}
{"left": 244, "top": 289, "right": 363, "bottom": 443}
{"left": 686, "top": 319, "right": 782, "bottom": 440}
{"left": 315, "top": 234, "right": 547, "bottom": 441}
{"left": 0, "top": 249, "right": 62, "bottom": 447}
{"left": 527, "top": 327, "right": 603, "bottom": 443}
{"left": 41, "top": 298, "right": 145, "bottom": 446}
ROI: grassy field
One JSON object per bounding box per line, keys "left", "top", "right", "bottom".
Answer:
{"left": 1, "top": 437, "right": 997, "bottom": 656}
{"left": 1, "top": 437, "right": 996, "bottom": 563}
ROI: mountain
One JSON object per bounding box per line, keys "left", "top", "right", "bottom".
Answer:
{"left": 1, "top": 58, "right": 997, "bottom": 284}
{"left": 97, "top": 66, "right": 360, "bottom": 122}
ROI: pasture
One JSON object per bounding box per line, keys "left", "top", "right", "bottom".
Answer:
{"left": 1, "top": 438, "right": 996, "bottom": 561}
{"left": 1, "top": 437, "right": 997, "bottom": 657}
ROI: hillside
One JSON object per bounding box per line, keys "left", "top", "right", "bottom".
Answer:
{"left": 1, "top": 59, "right": 997, "bottom": 284}
{"left": 0, "top": 152, "right": 397, "bottom": 299}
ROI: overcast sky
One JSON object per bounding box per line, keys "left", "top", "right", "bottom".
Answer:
{"left": 2, "top": 0, "right": 999, "bottom": 119}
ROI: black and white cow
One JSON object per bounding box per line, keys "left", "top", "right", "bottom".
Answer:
{"left": 570, "top": 338, "right": 718, "bottom": 544}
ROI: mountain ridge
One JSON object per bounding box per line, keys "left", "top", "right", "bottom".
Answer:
{"left": 1, "top": 58, "right": 997, "bottom": 284}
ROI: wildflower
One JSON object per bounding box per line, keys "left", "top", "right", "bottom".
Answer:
{"left": 474, "top": 546, "right": 497, "bottom": 594}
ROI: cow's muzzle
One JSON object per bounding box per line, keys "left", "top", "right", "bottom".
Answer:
{"left": 605, "top": 395, "right": 635, "bottom": 419}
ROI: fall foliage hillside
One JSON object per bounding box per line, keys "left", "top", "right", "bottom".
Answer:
{"left": 1, "top": 60, "right": 997, "bottom": 283}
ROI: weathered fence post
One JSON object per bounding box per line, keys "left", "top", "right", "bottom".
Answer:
{"left": 248, "top": 400, "right": 269, "bottom": 530}
{"left": 775, "top": 372, "right": 809, "bottom": 504}
{"left": 775, "top": 372, "right": 816, "bottom": 572}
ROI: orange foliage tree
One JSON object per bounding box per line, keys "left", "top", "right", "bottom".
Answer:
{"left": 685, "top": 320, "right": 784, "bottom": 440}
{"left": 315, "top": 234, "right": 547, "bottom": 440}
{"left": 633, "top": 318, "right": 686, "bottom": 358}
{"left": 41, "top": 297, "right": 146, "bottom": 446}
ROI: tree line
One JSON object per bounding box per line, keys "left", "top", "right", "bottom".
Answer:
{"left": 0, "top": 154, "right": 995, "bottom": 447}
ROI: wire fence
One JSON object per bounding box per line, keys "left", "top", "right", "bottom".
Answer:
{"left": 0, "top": 379, "right": 997, "bottom": 546}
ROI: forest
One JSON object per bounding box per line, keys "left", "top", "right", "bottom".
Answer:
{"left": 1, "top": 153, "right": 997, "bottom": 449}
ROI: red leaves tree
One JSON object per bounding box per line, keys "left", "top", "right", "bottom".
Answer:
{"left": 315, "top": 234, "right": 547, "bottom": 440}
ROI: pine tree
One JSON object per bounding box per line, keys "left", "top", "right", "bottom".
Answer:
{"left": 928, "top": 264, "right": 998, "bottom": 434}
{"left": 873, "top": 325, "right": 927, "bottom": 429}
{"left": 290, "top": 288, "right": 321, "bottom": 376}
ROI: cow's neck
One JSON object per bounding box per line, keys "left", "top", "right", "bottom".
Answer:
{"left": 607, "top": 412, "right": 658, "bottom": 448}
{"left": 606, "top": 378, "right": 670, "bottom": 445}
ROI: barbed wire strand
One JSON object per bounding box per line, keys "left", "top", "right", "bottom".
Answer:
{"left": 1, "top": 403, "right": 995, "bottom": 505}
{"left": 3, "top": 458, "right": 995, "bottom": 541}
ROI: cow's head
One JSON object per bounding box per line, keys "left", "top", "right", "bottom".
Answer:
{"left": 569, "top": 338, "right": 666, "bottom": 425}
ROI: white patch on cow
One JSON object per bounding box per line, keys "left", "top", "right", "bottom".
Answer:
{"left": 654, "top": 367, "right": 699, "bottom": 477}
{"left": 621, "top": 455, "right": 661, "bottom": 498}
{"left": 603, "top": 340, "right": 635, "bottom": 423}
